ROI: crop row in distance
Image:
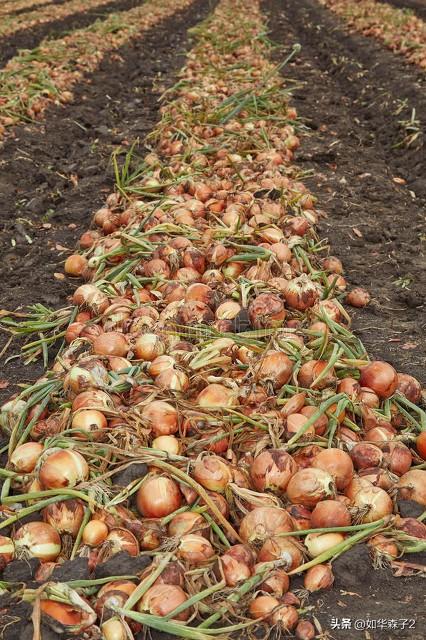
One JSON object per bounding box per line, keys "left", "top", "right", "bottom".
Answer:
{"left": 320, "top": 0, "right": 426, "bottom": 68}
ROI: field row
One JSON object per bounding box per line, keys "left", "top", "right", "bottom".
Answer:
{"left": 0, "top": 0, "right": 424, "bottom": 637}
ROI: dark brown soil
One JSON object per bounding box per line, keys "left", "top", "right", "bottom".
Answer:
{"left": 2, "top": 0, "right": 70, "bottom": 19}
{"left": 0, "top": 0, "right": 146, "bottom": 67}
{"left": 0, "top": 0, "right": 215, "bottom": 403}
{"left": 265, "top": 0, "right": 426, "bottom": 386}
{"left": 384, "top": 0, "right": 426, "bottom": 21}
{"left": 264, "top": 0, "right": 426, "bottom": 636}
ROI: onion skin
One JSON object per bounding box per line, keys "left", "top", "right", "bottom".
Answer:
{"left": 258, "top": 351, "right": 293, "bottom": 389}
{"left": 397, "top": 469, "right": 426, "bottom": 506}
{"left": 38, "top": 449, "right": 89, "bottom": 489}
{"left": 346, "top": 287, "right": 370, "bottom": 307}
{"left": 136, "top": 476, "right": 182, "bottom": 517}
{"left": 239, "top": 507, "right": 294, "bottom": 543}
{"left": 351, "top": 485, "right": 393, "bottom": 522}
{"left": 220, "top": 544, "right": 255, "bottom": 586}
{"left": 137, "top": 584, "right": 190, "bottom": 621}
{"left": 192, "top": 455, "right": 232, "bottom": 492}
{"left": 304, "top": 564, "right": 334, "bottom": 591}
{"left": 380, "top": 442, "right": 412, "bottom": 476}
{"left": 10, "top": 442, "right": 43, "bottom": 473}
{"left": 395, "top": 373, "right": 422, "bottom": 404}
{"left": 295, "top": 620, "right": 316, "bottom": 640}
{"left": 312, "top": 449, "right": 353, "bottom": 490}
{"left": 416, "top": 432, "right": 426, "bottom": 460}
{"left": 310, "top": 500, "right": 351, "bottom": 528}
{"left": 177, "top": 534, "right": 215, "bottom": 565}
{"left": 305, "top": 532, "right": 345, "bottom": 557}
{"left": 250, "top": 449, "right": 297, "bottom": 492}
{"left": 14, "top": 522, "right": 61, "bottom": 561}
{"left": 359, "top": 361, "right": 398, "bottom": 399}
{"left": 286, "top": 468, "right": 336, "bottom": 507}
{"left": 249, "top": 595, "right": 280, "bottom": 620}
{"left": 258, "top": 536, "right": 303, "bottom": 570}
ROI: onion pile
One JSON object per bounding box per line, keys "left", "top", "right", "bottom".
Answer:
{"left": 0, "top": 0, "right": 424, "bottom": 638}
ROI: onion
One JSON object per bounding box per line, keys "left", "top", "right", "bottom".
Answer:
{"left": 397, "top": 469, "right": 426, "bottom": 506}
{"left": 42, "top": 500, "right": 85, "bottom": 537}
{"left": 153, "top": 560, "right": 185, "bottom": 587}
{"left": 298, "top": 360, "right": 335, "bottom": 390}
{"left": 10, "top": 442, "right": 43, "bottom": 473}
{"left": 142, "top": 400, "right": 178, "bottom": 436}
{"left": 134, "top": 334, "right": 165, "bottom": 361}
{"left": 105, "top": 528, "right": 139, "bottom": 557}
{"left": 92, "top": 331, "right": 128, "bottom": 357}
{"left": 416, "top": 432, "right": 426, "bottom": 460}
{"left": 346, "top": 287, "right": 370, "bottom": 307}
{"left": 40, "top": 600, "right": 85, "bottom": 627}
{"left": 304, "top": 564, "right": 334, "bottom": 591}
{"left": 0, "top": 535, "right": 14, "bottom": 568}
{"left": 250, "top": 449, "right": 297, "bottom": 492}
{"left": 239, "top": 507, "right": 294, "bottom": 543}
{"left": 283, "top": 274, "right": 319, "bottom": 310}
{"left": 73, "top": 284, "right": 109, "bottom": 314}
{"left": 71, "top": 409, "right": 107, "bottom": 439}
{"left": 177, "top": 534, "right": 214, "bottom": 564}
{"left": 351, "top": 485, "right": 393, "bottom": 522}
{"left": 310, "top": 500, "right": 351, "bottom": 528}
{"left": 286, "top": 413, "right": 314, "bottom": 437}
{"left": 155, "top": 368, "right": 189, "bottom": 392}
{"left": 137, "top": 584, "right": 190, "bottom": 621}
{"left": 248, "top": 293, "right": 286, "bottom": 329}
{"left": 258, "top": 351, "right": 293, "bottom": 389}
{"left": 192, "top": 455, "right": 232, "bottom": 492}
{"left": 72, "top": 389, "right": 113, "bottom": 412}
{"left": 271, "top": 604, "right": 299, "bottom": 629}
{"left": 256, "top": 565, "right": 289, "bottom": 596}
{"left": 350, "top": 443, "right": 383, "bottom": 470}
{"left": 196, "top": 384, "right": 237, "bottom": 408}
{"left": 395, "top": 372, "right": 422, "bottom": 404}
{"left": 295, "top": 620, "right": 316, "bottom": 640}
{"left": 249, "top": 595, "right": 280, "bottom": 620}
{"left": 39, "top": 449, "right": 89, "bottom": 489}
{"left": 359, "top": 361, "right": 398, "bottom": 399}
{"left": 286, "top": 504, "right": 312, "bottom": 530}
{"left": 305, "top": 532, "right": 345, "bottom": 557}
{"left": 323, "top": 256, "right": 343, "bottom": 274}
{"left": 396, "top": 517, "right": 426, "bottom": 539}
{"left": 258, "top": 536, "right": 303, "bottom": 570}
{"left": 136, "top": 476, "right": 182, "bottom": 517}
{"left": 168, "top": 512, "right": 208, "bottom": 538}
{"left": 368, "top": 534, "right": 398, "bottom": 559}
{"left": 152, "top": 435, "right": 180, "bottom": 455}
{"left": 298, "top": 406, "right": 327, "bottom": 436}
{"left": 380, "top": 442, "right": 412, "bottom": 476}
{"left": 220, "top": 545, "right": 255, "bottom": 586}
{"left": 312, "top": 449, "right": 353, "bottom": 490}
{"left": 281, "top": 392, "right": 306, "bottom": 418}
{"left": 14, "top": 522, "right": 61, "bottom": 561}
{"left": 148, "top": 355, "right": 175, "bottom": 377}
{"left": 286, "top": 468, "right": 335, "bottom": 507}
{"left": 82, "top": 520, "right": 109, "bottom": 547}
{"left": 102, "top": 618, "right": 128, "bottom": 640}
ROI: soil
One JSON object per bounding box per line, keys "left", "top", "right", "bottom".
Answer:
{"left": 383, "top": 0, "right": 426, "bottom": 21}
{"left": 0, "top": 0, "right": 146, "bottom": 67}
{"left": 0, "top": 0, "right": 215, "bottom": 404}
{"left": 263, "top": 0, "right": 426, "bottom": 637}
{"left": 264, "top": 0, "right": 426, "bottom": 386}
{"left": 3, "top": 0, "right": 70, "bottom": 18}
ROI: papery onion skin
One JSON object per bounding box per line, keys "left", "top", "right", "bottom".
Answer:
{"left": 220, "top": 544, "right": 256, "bottom": 586}
{"left": 310, "top": 500, "right": 351, "bottom": 528}
{"left": 40, "top": 600, "right": 84, "bottom": 627}
{"left": 82, "top": 520, "right": 109, "bottom": 547}
{"left": 351, "top": 485, "right": 393, "bottom": 522}
{"left": 303, "top": 563, "right": 334, "bottom": 591}
{"left": 416, "top": 432, "right": 426, "bottom": 460}
{"left": 239, "top": 507, "right": 294, "bottom": 543}
{"left": 359, "top": 361, "right": 398, "bottom": 399}
{"left": 258, "top": 351, "right": 293, "bottom": 389}
{"left": 138, "top": 584, "right": 190, "bottom": 621}
{"left": 397, "top": 469, "right": 426, "bottom": 506}
{"left": 177, "top": 534, "right": 214, "bottom": 565}
{"left": 249, "top": 595, "right": 280, "bottom": 620}
{"left": 42, "top": 499, "right": 85, "bottom": 537}
{"left": 10, "top": 442, "right": 43, "bottom": 473}
{"left": 14, "top": 522, "right": 61, "bottom": 561}
{"left": 295, "top": 620, "right": 316, "bottom": 640}
{"left": 192, "top": 455, "right": 232, "bottom": 493}
{"left": 312, "top": 448, "right": 354, "bottom": 491}
{"left": 305, "top": 532, "right": 345, "bottom": 557}
{"left": 286, "top": 468, "right": 336, "bottom": 507}
{"left": 38, "top": 449, "right": 89, "bottom": 489}
{"left": 136, "top": 476, "right": 182, "bottom": 517}
{"left": 250, "top": 449, "right": 298, "bottom": 492}
{"left": 395, "top": 373, "right": 422, "bottom": 404}
{"left": 258, "top": 536, "right": 303, "bottom": 571}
